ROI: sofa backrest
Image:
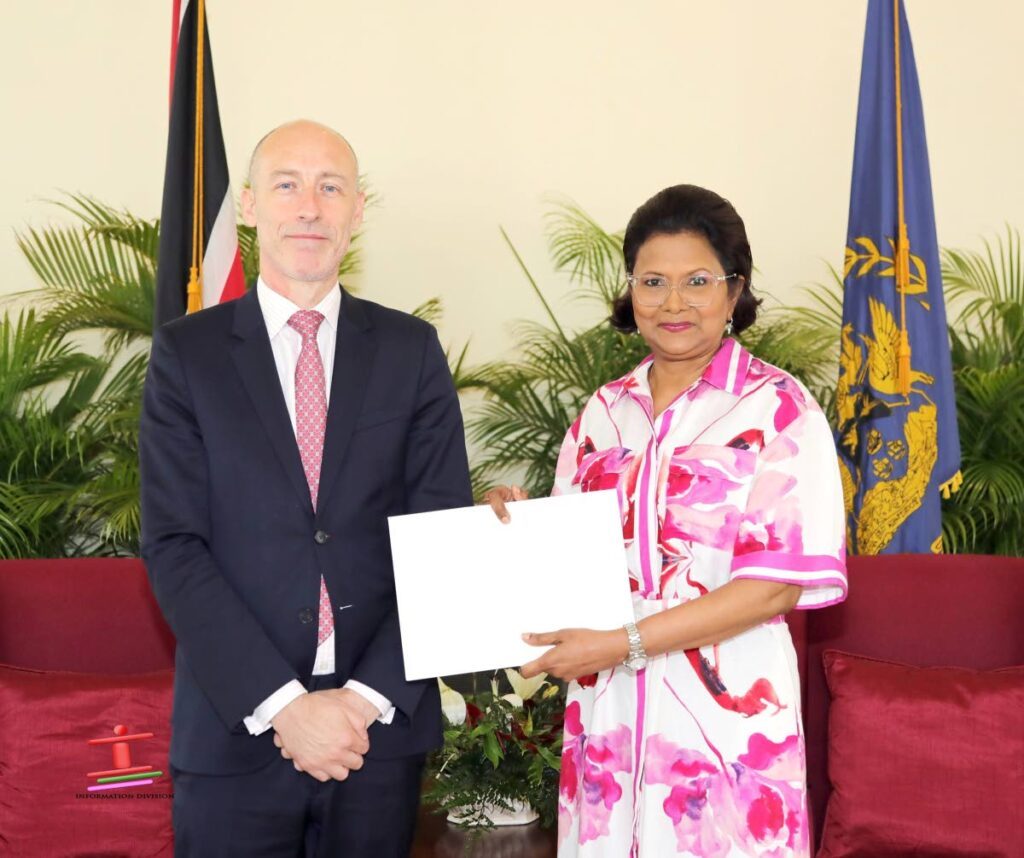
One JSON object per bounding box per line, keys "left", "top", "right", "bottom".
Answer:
{"left": 797, "top": 552, "right": 1024, "bottom": 849}
{"left": 0, "top": 558, "right": 175, "bottom": 673}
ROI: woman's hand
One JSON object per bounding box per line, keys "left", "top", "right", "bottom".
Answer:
{"left": 520, "top": 628, "right": 629, "bottom": 681}
{"left": 483, "top": 484, "right": 529, "bottom": 523}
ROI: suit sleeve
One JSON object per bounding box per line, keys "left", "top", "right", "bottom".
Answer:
{"left": 348, "top": 326, "right": 473, "bottom": 721}
{"left": 139, "top": 326, "right": 299, "bottom": 731}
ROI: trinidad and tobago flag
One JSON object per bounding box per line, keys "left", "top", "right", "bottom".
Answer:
{"left": 155, "top": 0, "right": 245, "bottom": 327}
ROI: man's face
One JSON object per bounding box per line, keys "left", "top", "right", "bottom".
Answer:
{"left": 241, "top": 123, "right": 365, "bottom": 291}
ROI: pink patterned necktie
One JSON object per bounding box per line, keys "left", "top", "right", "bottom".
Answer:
{"left": 287, "top": 310, "right": 333, "bottom": 645}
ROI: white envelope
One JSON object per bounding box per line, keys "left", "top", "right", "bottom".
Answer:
{"left": 388, "top": 489, "right": 634, "bottom": 680}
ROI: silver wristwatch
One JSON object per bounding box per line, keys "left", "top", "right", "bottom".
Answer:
{"left": 622, "top": 621, "right": 648, "bottom": 673}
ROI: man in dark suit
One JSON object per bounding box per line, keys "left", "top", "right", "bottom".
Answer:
{"left": 140, "top": 119, "right": 473, "bottom": 856}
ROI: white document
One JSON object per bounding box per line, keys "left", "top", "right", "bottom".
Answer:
{"left": 388, "top": 490, "right": 635, "bottom": 680}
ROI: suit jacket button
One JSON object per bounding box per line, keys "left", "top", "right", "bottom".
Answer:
{"left": 314, "top": 530, "right": 330, "bottom": 544}
{"left": 298, "top": 608, "right": 315, "bottom": 624}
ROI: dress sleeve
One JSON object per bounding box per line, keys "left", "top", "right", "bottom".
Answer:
{"left": 729, "top": 406, "right": 847, "bottom": 609}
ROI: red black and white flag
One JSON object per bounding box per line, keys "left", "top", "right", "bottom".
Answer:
{"left": 155, "top": 0, "right": 245, "bottom": 327}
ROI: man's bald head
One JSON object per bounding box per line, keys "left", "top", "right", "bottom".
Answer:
{"left": 247, "top": 119, "right": 359, "bottom": 188}
{"left": 240, "top": 118, "right": 366, "bottom": 305}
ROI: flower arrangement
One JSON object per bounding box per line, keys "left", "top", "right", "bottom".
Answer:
{"left": 423, "top": 669, "right": 565, "bottom": 829}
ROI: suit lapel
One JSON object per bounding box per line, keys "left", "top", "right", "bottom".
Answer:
{"left": 229, "top": 289, "right": 313, "bottom": 513}
{"left": 316, "top": 288, "right": 376, "bottom": 514}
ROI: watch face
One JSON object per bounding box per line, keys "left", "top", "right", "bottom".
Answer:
{"left": 625, "top": 655, "right": 647, "bottom": 672}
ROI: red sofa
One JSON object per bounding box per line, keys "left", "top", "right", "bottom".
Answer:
{"left": 786, "top": 552, "right": 1024, "bottom": 854}
{"left": 2, "top": 555, "right": 1022, "bottom": 856}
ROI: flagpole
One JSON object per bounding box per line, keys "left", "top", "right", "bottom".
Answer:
{"left": 893, "top": 0, "right": 912, "bottom": 395}
{"left": 186, "top": 0, "right": 206, "bottom": 315}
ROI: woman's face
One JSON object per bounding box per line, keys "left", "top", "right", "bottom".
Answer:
{"left": 630, "top": 230, "right": 741, "bottom": 366}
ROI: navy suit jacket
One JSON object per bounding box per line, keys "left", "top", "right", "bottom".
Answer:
{"left": 139, "top": 286, "right": 472, "bottom": 775}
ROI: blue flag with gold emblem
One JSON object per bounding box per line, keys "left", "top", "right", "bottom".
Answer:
{"left": 836, "top": 0, "right": 961, "bottom": 554}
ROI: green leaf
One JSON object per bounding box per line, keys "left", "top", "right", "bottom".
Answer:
{"left": 482, "top": 731, "right": 503, "bottom": 768}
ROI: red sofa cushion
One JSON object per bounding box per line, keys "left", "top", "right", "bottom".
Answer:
{"left": 0, "top": 663, "right": 174, "bottom": 856}
{"left": 818, "top": 650, "right": 1024, "bottom": 857}
{"left": 801, "top": 553, "right": 1024, "bottom": 850}
{"left": 0, "top": 559, "right": 175, "bottom": 673}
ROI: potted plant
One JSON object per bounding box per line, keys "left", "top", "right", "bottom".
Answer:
{"left": 424, "top": 669, "right": 564, "bottom": 829}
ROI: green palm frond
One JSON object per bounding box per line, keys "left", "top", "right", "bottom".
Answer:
{"left": 942, "top": 226, "right": 1023, "bottom": 322}
{"left": 63, "top": 451, "right": 141, "bottom": 556}
{"left": 544, "top": 198, "right": 625, "bottom": 307}
{"left": 467, "top": 351, "right": 583, "bottom": 500}
{"left": 0, "top": 310, "right": 97, "bottom": 412}
{"left": 341, "top": 182, "right": 377, "bottom": 281}
{"left": 467, "top": 323, "right": 649, "bottom": 499}
{"left": 52, "top": 193, "right": 161, "bottom": 260}
{"left": 941, "top": 226, "right": 1023, "bottom": 368}
{"left": 939, "top": 230, "right": 1024, "bottom": 555}
{"left": 500, "top": 227, "right": 567, "bottom": 341}
{"left": 794, "top": 266, "right": 847, "bottom": 328}
{"left": 410, "top": 298, "right": 443, "bottom": 326}
{"left": 16, "top": 194, "right": 156, "bottom": 350}
{"left": 236, "top": 223, "right": 260, "bottom": 286}
{"left": 0, "top": 483, "right": 35, "bottom": 558}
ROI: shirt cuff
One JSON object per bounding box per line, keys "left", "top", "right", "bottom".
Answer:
{"left": 243, "top": 680, "right": 307, "bottom": 736}
{"left": 344, "top": 680, "right": 395, "bottom": 725}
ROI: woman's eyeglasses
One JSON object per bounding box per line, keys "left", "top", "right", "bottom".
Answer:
{"left": 626, "top": 272, "right": 737, "bottom": 307}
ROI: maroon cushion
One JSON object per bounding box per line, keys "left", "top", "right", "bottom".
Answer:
{"left": 0, "top": 559, "right": 175, "bottom": 673}
{"left": 0, "top": 664, "right": 175, "bottom": 856}
{"left": 818, "top": 650, "right": 1024, "bottom": 857}
{"left": 802, "top": 553, "right": 1024, "bottom": 849}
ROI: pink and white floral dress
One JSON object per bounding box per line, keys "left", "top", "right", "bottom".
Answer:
{"left": 553, "top": 338, "right": 847, "bottom": 857}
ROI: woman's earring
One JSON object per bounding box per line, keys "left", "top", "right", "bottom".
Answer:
{"left": 724, "top": 317, "right": 734, "bottom": 336}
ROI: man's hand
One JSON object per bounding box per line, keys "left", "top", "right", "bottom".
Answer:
{"left": 483, "top": 484, "right": 529, "bottom": 523}
{"left": 520, "top": 627, "right": 629, "bottom": 682}
{"left": 271, "top": 691, "right": 369, "bottom": 782}
{"left": 330, "top": 687, "right": 383, "bottom": 729}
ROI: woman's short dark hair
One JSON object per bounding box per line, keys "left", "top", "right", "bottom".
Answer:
{"left": 609, "top": 184, "right": 760, "bottom": 334}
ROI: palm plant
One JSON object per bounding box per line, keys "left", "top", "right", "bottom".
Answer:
{"left": 5, "top": 191, "right": 1021, "bottom": 558}
{"left": 939, "top": 228, "right": 1024, "bottom": 555}
{"left": 17, "top": 194, "right": 157, "bottom": 351}
{"left": 1, "top": 196, "right": 157, "bottom": 556}
{"left": 0, "top": 309, "right": 124, "bottom": 556}
{"left": 465, "top": 205, "right": 645, "bottom": 499}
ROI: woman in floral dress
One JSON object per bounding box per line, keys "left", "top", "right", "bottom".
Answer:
{"left": 487, "top": 185, "right": 847, "bottom": 857}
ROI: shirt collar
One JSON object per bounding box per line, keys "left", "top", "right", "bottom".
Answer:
{"left": 614, "top": 337, "right": 752, "bottom": 407}
{"left": 700, "top": 336, "right": 751, "bottom": 396}
{"left": 256, "top": 277, "right": 341, "bottom": 340}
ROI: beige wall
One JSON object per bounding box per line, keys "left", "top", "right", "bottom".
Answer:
{"left": 2, "top": 1, "right": 1021, "bottom": 361}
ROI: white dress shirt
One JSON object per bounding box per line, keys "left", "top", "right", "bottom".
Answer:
{"left": 243, "top": 279, "right": 395, "bottom": 735}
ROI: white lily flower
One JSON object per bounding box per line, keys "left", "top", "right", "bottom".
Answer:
{"left": 505, "top": 668, "right": 547, "bottom": 701}
{"left": 437, "top": 678, "right": 467, "bottom": 726}
{"left": 501, "top": 693, "right": 524, "bottom": 709}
